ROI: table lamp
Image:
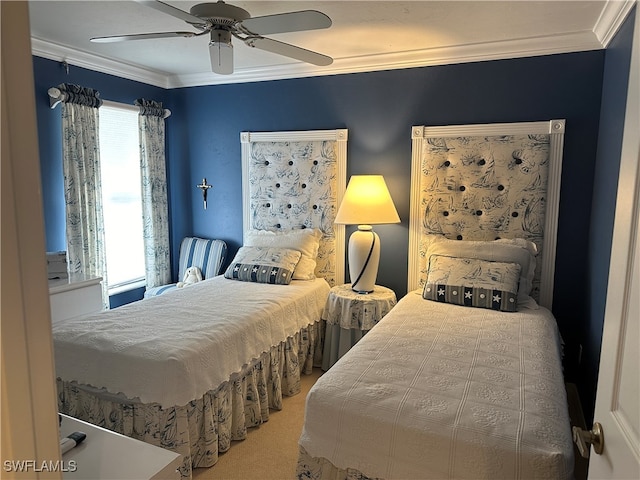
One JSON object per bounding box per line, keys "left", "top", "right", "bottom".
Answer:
{"left": 335, "top": 175, "right": 400, "bottom": 293}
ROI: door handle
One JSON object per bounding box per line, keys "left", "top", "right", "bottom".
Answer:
{"left": 572, "top": 422, "right": 604, "bottom": 458}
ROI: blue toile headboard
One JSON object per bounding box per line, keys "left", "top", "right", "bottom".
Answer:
{"left": 408, "top": 120, "right": 565, "bottom": 309}
{"left": 241, "top": 129, "right": 348, "bottom": 287}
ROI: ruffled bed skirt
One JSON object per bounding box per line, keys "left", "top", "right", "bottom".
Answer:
{"left": 297, "top": 446, "right": 380, "bottom": 480}
{"left": 57, "top": 321, "right": 324, "bottom": 479}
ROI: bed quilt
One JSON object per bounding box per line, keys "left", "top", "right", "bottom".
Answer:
{"left": 53, "top": 276, "right": 330, "bottom": 408}
{"left": 298, "top": 290, "right": 574, "bottom": 480}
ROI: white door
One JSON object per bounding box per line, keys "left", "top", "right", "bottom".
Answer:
{"left": 587, "top": 8, "right": 640, "bottom": 480}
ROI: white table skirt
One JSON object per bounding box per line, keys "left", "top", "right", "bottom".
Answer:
{"left": 322, "top": 324, "right": 367, "bottom": 370}
{"left": 321, "top": 284, "right": 396, "bottom": 370}
{"left": 322, "top": 284, "right": 396, "bottom": 329}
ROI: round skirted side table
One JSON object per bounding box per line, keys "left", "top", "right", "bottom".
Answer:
{"left": 321, "top": 283, "right": 397, "bottom": 370}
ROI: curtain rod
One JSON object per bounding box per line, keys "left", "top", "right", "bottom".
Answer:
{"left": 47, "top": 87, "right": 171, "bottom": 118}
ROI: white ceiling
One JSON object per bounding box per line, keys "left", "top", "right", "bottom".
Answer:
{"left": 29, "top": 1, "right": 634, "bottom": 88}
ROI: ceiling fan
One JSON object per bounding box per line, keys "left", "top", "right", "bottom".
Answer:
{"left": 90, "top": 0, "right": 333, "bottom": 75}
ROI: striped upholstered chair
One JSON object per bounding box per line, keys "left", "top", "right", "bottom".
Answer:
{"left": 144, "top": 237, "right": 227, "bottom": 298}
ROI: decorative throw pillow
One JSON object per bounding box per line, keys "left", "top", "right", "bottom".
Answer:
{"left": 422, "top": 255, "right": 521, "bottom": 312}
{"left": 244, "top": 228, "right": 322, "bottom": 280}
{"left": 424, "top": 234, "right": 536, "bottom": 307}
{"left": 224, "top": 246, "right": 301, "bottom": 285}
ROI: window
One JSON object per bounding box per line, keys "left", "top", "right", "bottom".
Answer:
{"left": 98, "top": 103, "right": 145, "bottom": 291}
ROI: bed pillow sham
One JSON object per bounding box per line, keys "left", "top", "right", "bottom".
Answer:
{"left": 244, "top": 228, "right": 322, "bottom": 280}
{"left": 424, "top": 234, "right": 537, "bottom": 307}
{"left": 224, "top": 246, "right": 301, "bottom": 285}
{"left": 422, "top": 255, "right": 521, "bottom": 312}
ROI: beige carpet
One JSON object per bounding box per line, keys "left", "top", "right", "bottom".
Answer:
{"left": 192, "top": 368, "right": 323, "bottom": 480}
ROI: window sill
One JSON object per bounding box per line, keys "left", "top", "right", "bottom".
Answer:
{"left": 108, "top": 278, "right": 146, "bottom": 296}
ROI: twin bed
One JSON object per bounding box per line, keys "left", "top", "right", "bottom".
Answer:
{"left": 55, "top": 276, "right": 329, "bottom": 476}
{"left": 297, "top": 120, "right": 575, "bottom": 479}
{"left": 53, "top": 122, "right": 574, "bottom": 480}
{"left": 53, "top": 129, "right": 348, "bottom": 478}
{"left": 298, "top": 295, "right": 573, "bottom": 479}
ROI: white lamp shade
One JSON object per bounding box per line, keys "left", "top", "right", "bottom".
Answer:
{"left": 335, "top": 175, "right": 400, "bottom": 225}
{"left": 335, "top": 175, "right": 399, "bottom": 293}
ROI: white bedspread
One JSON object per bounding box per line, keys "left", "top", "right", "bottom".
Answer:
{"left": 299, "top": 290, "right": 574, "bottom": 480}
{"left": 53, "top": 276, "right": 329, "bottom": 408}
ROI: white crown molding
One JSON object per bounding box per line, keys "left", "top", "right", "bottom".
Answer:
{"left": 33, "top": 29, "right": 606, "bottom": 89}
{"left": 593, "top": 0, "right": 637, "bottom": 47}
{"left": 169, "top": 30, "right": 604, "bottom": 88}
{"left": 31, "top": 37, "right": 170, "bottom": 89}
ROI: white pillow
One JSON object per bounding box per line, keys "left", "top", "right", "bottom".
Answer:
{"left": 424, "top": 234, "right": 537, "bottom": 307}
{"left": 244, "top": 228, "right": 322, "bottom": 280}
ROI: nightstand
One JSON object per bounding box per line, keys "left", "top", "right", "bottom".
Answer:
{"left": 322, "top": 283, "right": 397, "bottom": 370}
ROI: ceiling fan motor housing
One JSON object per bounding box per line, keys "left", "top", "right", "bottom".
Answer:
{"left": 189, "top": 1, "right": 251, "bottom": 27}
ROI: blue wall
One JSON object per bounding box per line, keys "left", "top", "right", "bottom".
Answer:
{"left": 35, "top": 49, "right": 611, "bottom": 412}
{"left": 173, "top": 52, "right": 605, "bottom": 322}
{"left": 584, "top": 7, "right": 636, "bottom": 425}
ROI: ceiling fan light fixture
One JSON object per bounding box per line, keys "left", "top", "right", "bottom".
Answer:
{"left": 92, "top": 1, "right": 334, "bottom": 75}
{"left": 210, "top": 28, "right": 232, "bottom": 46}
{"left": 210, "top": 29, "right": 233, "bottom": 74}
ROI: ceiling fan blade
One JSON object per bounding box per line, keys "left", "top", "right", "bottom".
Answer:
{"left": 247, "top": 37, "right": 332, "bottom": 66}
{"left": 134, "top": 0, "right": 208, "bottom": 26}
{"left": 91, "top": 31, "right": 197, "bottom": 43}
{"left": 241, "top": 10, "right": 331, "bottom": 35}
{"left": 209, "top": 40, "right": 234, "bottom": 74}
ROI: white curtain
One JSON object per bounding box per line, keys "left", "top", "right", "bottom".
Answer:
{"left": 135, "top": 99, "right": 171, "bottom": 288}
{"left": 59, "top": 84, "right": 108, "bottom": 308}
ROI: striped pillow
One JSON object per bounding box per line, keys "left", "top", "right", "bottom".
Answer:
{"left": 422, "top": 255, "right": 520, "bottom": 312}
{"left": 224, "top": 247, "right": 301, "bottom": 285}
